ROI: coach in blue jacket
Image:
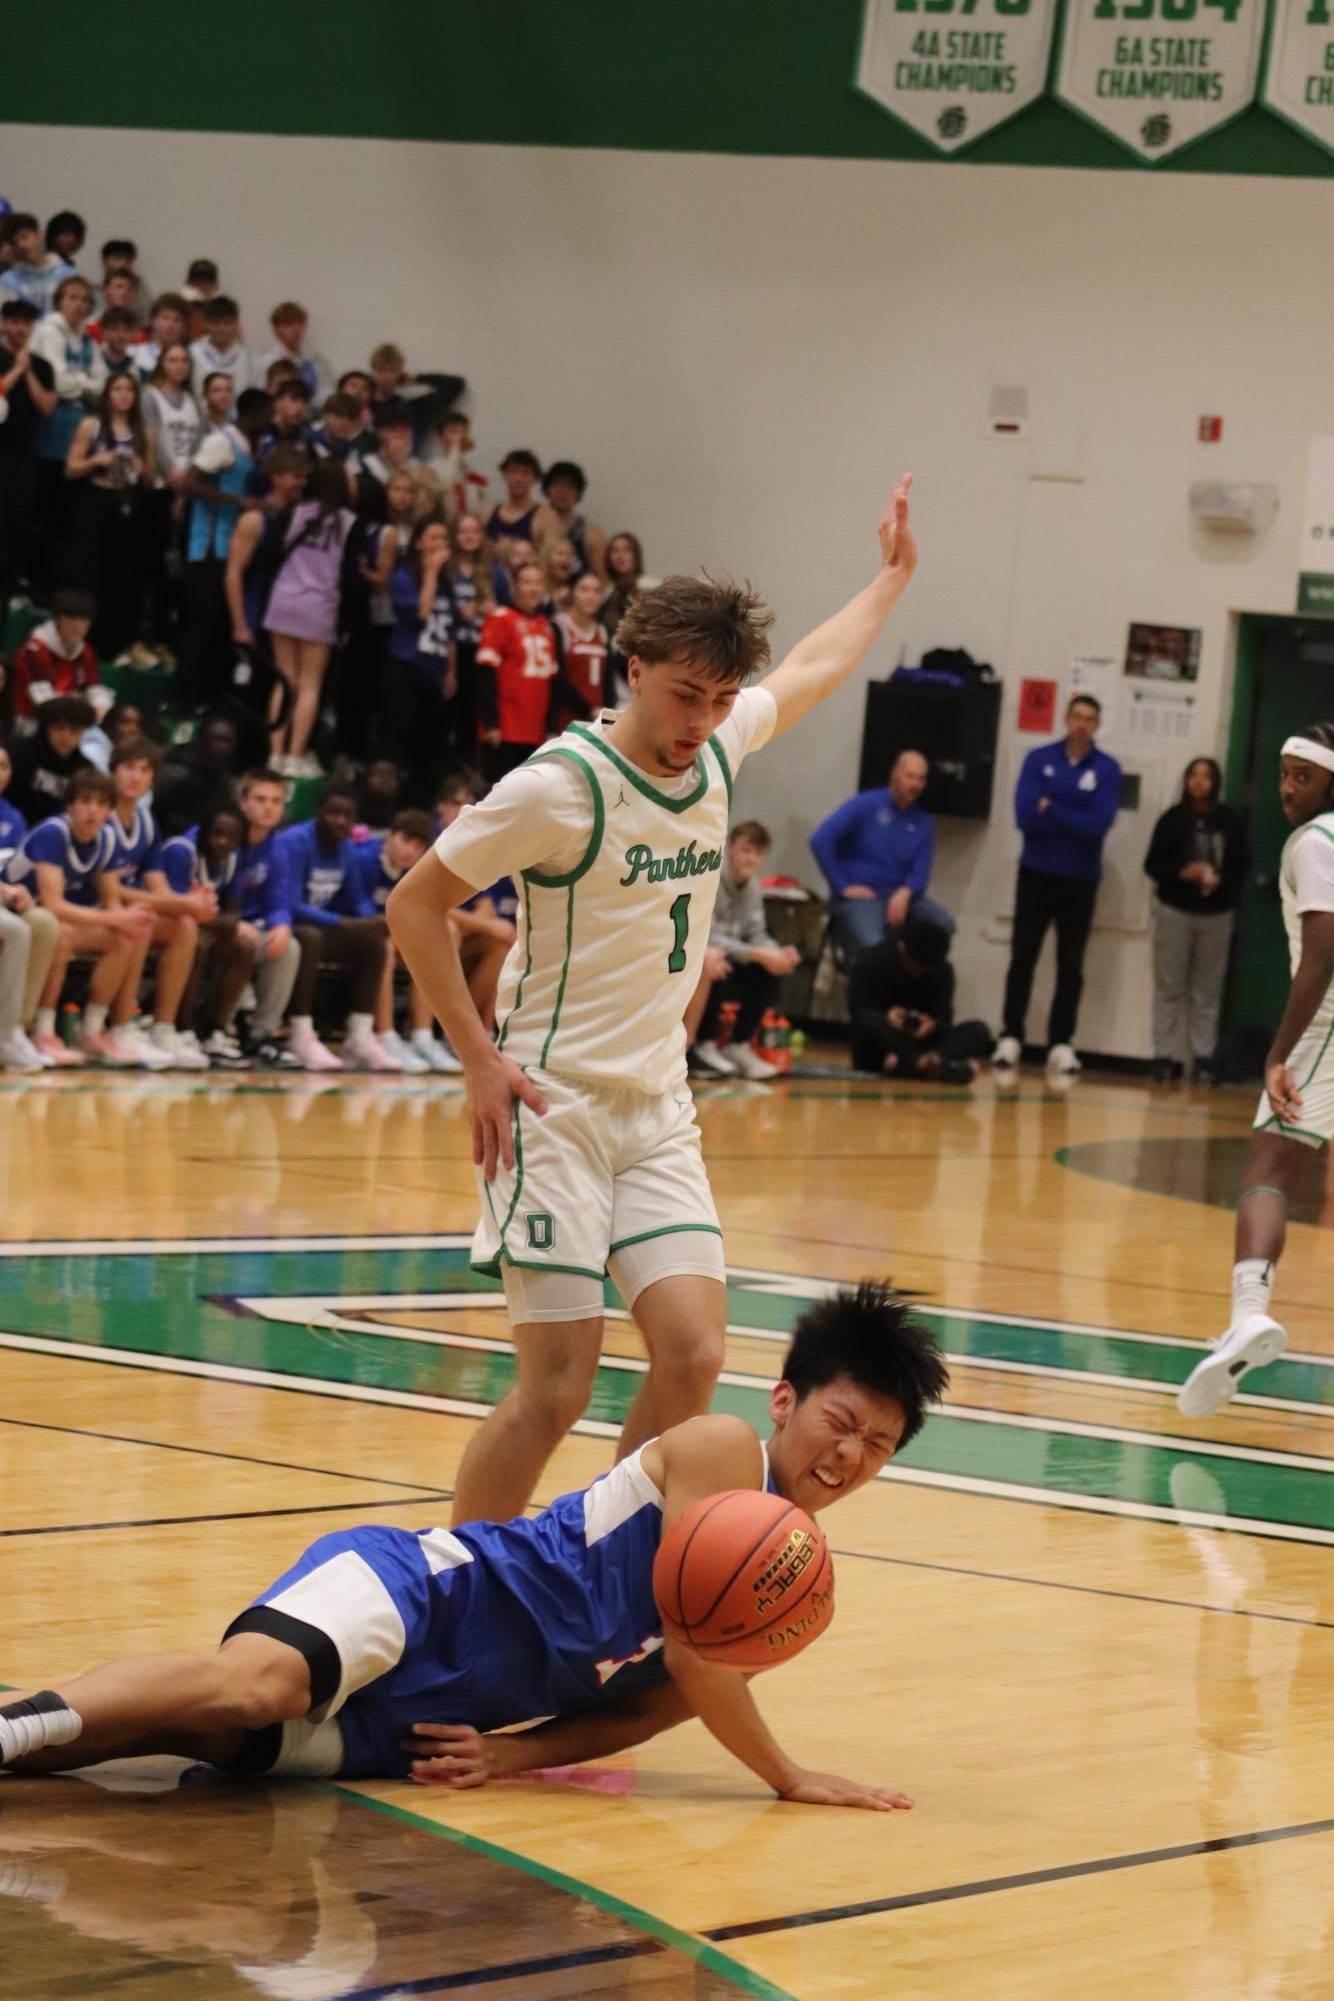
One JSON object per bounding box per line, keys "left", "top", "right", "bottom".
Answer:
{"left": 994, "top": 695, "right": 1121, "bottom": 1075}
{"left": 810, "top": 749, "right": 954, "bottom": 962}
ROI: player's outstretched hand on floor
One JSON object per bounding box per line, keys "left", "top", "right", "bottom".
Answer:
{"left": 402, "top": 1721, "right": 509, "bottom": 1787}
{"left": 777, "top": 1767, "right": 915, "bottom": 1812}
{"left": 469, "top": 1049, "right": 548, "bottom": 1179}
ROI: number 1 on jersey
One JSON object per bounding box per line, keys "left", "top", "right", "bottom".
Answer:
{"left": 667, "top": 893, "right": 691, "bottom": 974}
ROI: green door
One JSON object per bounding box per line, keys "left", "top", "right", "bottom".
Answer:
{"left": 1226, "top": 618, "right": 1334, "bottom": 1076}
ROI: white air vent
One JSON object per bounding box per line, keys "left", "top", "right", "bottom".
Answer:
{"left": 987, "top": 384, "right": 1029, "bottom": 439}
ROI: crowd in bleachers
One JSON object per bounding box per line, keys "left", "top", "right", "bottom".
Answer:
{"left": 0, "top": 205, "right": 655, "bottom": 1072}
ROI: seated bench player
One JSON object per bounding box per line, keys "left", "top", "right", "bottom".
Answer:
{"left": 357, "top": 808, "right": 459, "bottom": 1073}
{"left": 278, "top": 782, "right": 396, "bottom": 1072}
{"left": 104, "top": 737, "right": 216, "bottom": 1070}
{"left": 0, "top": 1284, "right": 945, "bottom": 1811}
{"left": 155, "top": 803, "right": 254, "bottom": 1056}
{"left": 3, "top": 769, "right": 156, "bottom": 1066}
{"left": 201, "top": 768, "right": 302, "bottom": 1069}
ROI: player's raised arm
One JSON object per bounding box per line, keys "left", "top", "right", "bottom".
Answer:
{"left": 761, "top": 474, "right": 916, "bottom": 740}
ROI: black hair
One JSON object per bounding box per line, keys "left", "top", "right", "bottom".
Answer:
{"left": 0, "top": 297, "right": 39, "bottom": 323}
{"left": 101, "top": 238, "right": 137, "bottom": 262}
{"left": 780, "top": 1282, "right": 948, "bottom": 1447}
{"left": 543, "top": 459, "right": 586, "bottom": 496}
{"left": 51, "top": 587, "right": 97, "bottom": 623}
{"left": 235, "top": 388, "right": 274, "bottom": 427}
{"left": 317, "top": 781, "right": 359, "bottom": 811}
{"left": 337, "top": 370, "right": 371, "bottom": 394}
{"left": 1180, "top": 756, "right": 1222, "bottom": 806}
{"left": 376, "top": 398, "right": 414, "bottom": 430}
{"left": 901, "top": 917, "right": 951, "bottom": 967}
{"left": 500, "top": 448, "right": 541, "bottom": 477}
{"left": 1068, "top": 692, "right": 1102, "bottom": 717}
{"left": 39, "top": 694, "right": 96, "bottom": 731}
{"left": 100, "top": 305, "right": 137, "bottom": 332}
{"left": 204, "top": 295, "right": 239, "bottom": 321}
{"left": 1297, "top": 720, "right": 1334, "bottom": 751}
{"left": 274, "top": 376, "right": 312, "bottom": 403}
{"left": 5, "top": 212, "right": 38, "bottom": 238}
{"left": 199, "top": 799, "right": 244, "bottom": 841}
{"left": 187, "top": 258, "right": 219, "bottom": 284}
{"left": 45, "top": 210, "right": 86, "bottom": 251}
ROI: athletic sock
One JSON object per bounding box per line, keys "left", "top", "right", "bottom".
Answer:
{"left": 83, "top": 1002, "right": 109, "bottom": 1037}
{"left": 0, "top": 1692, "right": 82, "bottom": 1767}
{"left": 1231, "top": 1258, "right": 1274, "bottom": 1323}
{"left": 35, "top": 1008, "right": 55, "bottom": 1039}
{"left": 290, "top": 1015, "right": 314, "bottom": 1038}
{"left": 410, "top": 1028, "right": 435, "bottom": 1048}
{"left": 347, "top": 1013, "right": 373, "bottom": 1039}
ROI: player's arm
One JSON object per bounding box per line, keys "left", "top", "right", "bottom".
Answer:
{"left": 1264, "top": 909, "right": 1334, "bottom": 1124}
{"left": 760, "top": 475, "right": 915, "bottom": 740}
{"left": 134, "top": 866, "right": 217, "bottom": 921}
{"left": 400, "top": 1678, "right": 694, "bottom": 1787}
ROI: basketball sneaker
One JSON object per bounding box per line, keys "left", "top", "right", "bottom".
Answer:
{"left": 149, "top": 1022, "right": 210, "bottom": 1070}
{"left": 377, "top": 1029, "right": 430, "bottom": 1074}
{"left": 729, "top": 1043, "right": 783, "bottom": 1082}
{"left": 411, "top": 1030, "right": 463, "bottom": 1073}
{"left": 0, "top": 1028, "right": 46, "bottom": 1072}
{"left": 689, "top": 1040, "right": 738, "bottom": 1078}
{"left": 31, "top": 1032, "right": 85, "bottom": 1068}
{"left": 1176, "top": 1313, "right": 1287, "bottom": 1418}
{"left": 1046, "top": 1043, "right": 1082, "bottom": 1075}
{"left": 992, "top": 1035, "right": 1021, "bottom": 1069}
{"left": 290, "top": 1027, "right": 343, "bottom": 1072}
{"left": 202, "top": 1028, "right": 250, "bottom": 1069}
{"left": 342, "top": 1027, "right": 402, "bottom": 1072}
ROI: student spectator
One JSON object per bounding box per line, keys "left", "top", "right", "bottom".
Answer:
{"left": 540, "top": 535, "right": 579, "bottom": 615}
{"left": 10, "top": 587, "right": 101, "bottom": 722}
{"left": 263, "top": 356, "right": 301, "bottom": 395}
{"left": 278, "top": 782, "right": 396, "bottom": 1071}
{"left": 491, "top": 533, "right": 542, "bottom": 610}
{"left": 154, "top": 713, "right": 241, "bottom": 838}
{"left": 485, "top": 448, "right": 558, "bottom": 550}
{"left": 141, "top": 342, "right": 202, "bottom": 651}
{"left": 189, "top": 296, "right": 252, "bottom": 409}
{"left": 253, "top": 377, "right": 314, "bottom": 467}
{"left": 994, "top": 694, "right": 1122, "bottom": 1075}
{"left": 541, "top": 460, "right": 608, "bottom": 580}
{"left": 179, "top": 383, "right": 271, "bottom": 710}
{"left": 476, "top": 559, "right": 590, "bottom": 782}
{"left": 136, "top": 292, "right": 191, "bottom": 378}
{"left": 89, "top": 304, "right": 140, "bottom": 379}
{"left": 88, "top": 273, "right": 140, "bottom": 344}
{"left": 384, "top": 516, "right": 457, "bottom": 800}
{"left": 66, "top": 373, "right": 156, "bottom": 663}
{"left": 367, "top": 343, "right": 464, "bottom": 450}
{"left": 201, "top": 768, "right": 300, "bottom": 1066}
{"left": 849, "top": 917, "right": 992, "bottom": 1083}
{"left": 0, "top": 299, "right": 57, "bottom": 612}
{"left": 81, "top": 699, "right": 151, "bottom": 774}
{"left": 433, "top": 409, "right": 488, "bottom": 520}
{"left": 444, "top": 509, "right": 494, "bottom": 755}
{"left": 97, "top": 239, "right": 149, "bottom": 321}
{"left": 688, "top": 821, "right": 801, "bottom": 1080}
{"left": 1144, "top": 755, "right": 1249, "bottom": 1084}
{"left": 9, "top": 698, "right": 97, "bottom": 824}
{"left": 43, "top": 212, "right": 86, "bottom": 269}
{"left": 181, "top": 258, "right": 220, "bottom": 334}
{"left": 358, "top": 807, "right": 455, "bottom": 1071}
{"left": 600, "top": 530, "right": 658, "bottom": 633}
{"left": 0, "top": 741, "right": 61, "bottom": 1071}
{"left": 33, "top": 276, "right": 105, "bottom": 594}
{"left": 0, "top": 212, "right": 73, "bottom": 315}
{"left": 100, "top": 737, "right": 207, "bottom": 1068}
{"left": 310, "top": 391, "right": 370, "bottom": 481}
{"left": 224, "top": 444, "right": 310, "bottom": 661}
{"left": 155, "top": 800, "right": 250, "bottom": 1054}
{"left": 337, "top": 370, "right": 373, "bottom": 424}
{"left": 258, "top": 457, "right": 356, "bottom": 773}
{"left": 357, "top": 760, "right": 405, "bottom": 838}
{"left": 5, "top": 767, "right": 155, "bottom": 1067}
{"left": 810, "top": 750, "right": 951, "bottom": 961}
{"left": 363, "top": 398, "right": 431, "bottom": 492}
{"left": 554, "top": 571, "right": 611, "bottom": 726}
{"left": 258, "top": 301, "right": 330, "bottom": 402}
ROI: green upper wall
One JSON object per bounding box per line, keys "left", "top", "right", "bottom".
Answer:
{"left": 2, "top": 0, "right": 1329, "bottom": 177}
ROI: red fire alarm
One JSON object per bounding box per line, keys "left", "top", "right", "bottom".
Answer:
{"left": 1198, "top": 415, "right": 1223, "bottom": 442}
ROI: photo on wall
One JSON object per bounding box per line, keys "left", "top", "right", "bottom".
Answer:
{"left": 1123, "top": 623, "right": 1201, "bottom": 683}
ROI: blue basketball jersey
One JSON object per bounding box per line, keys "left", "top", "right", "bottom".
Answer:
{"left": 107, "top": 800, "right": 159, "bottom": 889}
{"left": 158, "top": 825, "right": 239, "bottom": 899}
{"left": 5, "top": 815, "right": 116, "bottom": 908}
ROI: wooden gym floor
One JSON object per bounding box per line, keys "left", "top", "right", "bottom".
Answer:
{"left": 1, "top": 1061, "right": 1331, "bottom": 1999}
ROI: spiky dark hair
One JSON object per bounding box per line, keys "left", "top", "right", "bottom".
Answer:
{"left": 781, "top": 1281, "right": 948, "bottom": 1446}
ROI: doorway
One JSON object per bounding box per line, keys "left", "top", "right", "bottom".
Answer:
{"left": 1223, "top": 613, "right": 1334, "bottom": 1077}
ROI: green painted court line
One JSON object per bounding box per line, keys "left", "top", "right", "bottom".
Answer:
{"left": 324, "top": 1784, "right": 798, "bottom": 2001}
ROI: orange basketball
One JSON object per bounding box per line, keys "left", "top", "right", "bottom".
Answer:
{"left": 653, "top": 1488, "right": 834, "bottom": 1669}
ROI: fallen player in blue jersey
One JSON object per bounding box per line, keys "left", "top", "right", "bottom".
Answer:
{"left": 1, "top": 1284, "right": 946, "bottom": 1811}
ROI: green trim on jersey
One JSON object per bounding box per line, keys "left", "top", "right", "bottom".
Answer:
{"left": 523, "top": 746, "right": 606, "bottom": 888}
{"left": 492, "top": 1104, "right": 527, "bottom": 1253}
{"left": 569, "top": 722, "right": 709, "bottom": 814}
{"left": 1255, "top": 1116, "right": 1329, "bottom": 1148}
{"left": 500, "top": 1250, "right": 608, "bottom": 1280}
{"left": 1295, "top": 1015, "right": 1334, "bottom": 1091}
{"left": 495, "top": 880, "right": 534, "bottom": 1054}
{"left": 709, "top": 732, "right": 734, "bottom": 813}
{"left": 608, "top": 1222, "right": 725, "bottom": 1253}
{"left": 539, "top": 886, "right": 577, "bottom": 1070}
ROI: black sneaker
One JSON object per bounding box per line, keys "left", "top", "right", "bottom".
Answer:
{"left": 250, "top": 1035, "right": 302, "bottom": 1070}
{"left": 1192, "top": 1057, "right": 1220, "bottom": 1086}
{"left": 201, "top": 1028, "right": 251, "bottom": 1069}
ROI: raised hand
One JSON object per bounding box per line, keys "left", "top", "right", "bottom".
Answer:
{"left": 877, "top": 473, "right": 916, "bottom": 582}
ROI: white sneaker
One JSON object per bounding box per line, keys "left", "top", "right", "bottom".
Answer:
{"left": 1177, "top": 1313, "right": 1287, "bottom": 1418}
{"left": 412, "top": 1032, "right": 463, "bottom": 1074}
{"left": 290, "top": 1027, "right": 344, "bottom": 1073}
{"left": 0, "top": 1027, "right": 44, "bottom": 1073}
{"left": 728, "top": 1042, "right": 783, "bottom": 1082}
{"left": 202, "top": 1027, "right": 250, "bottom": 1069}
{"left": 342, "top": 1027, "right": 402, "bottom": 1072}
{"left": 149, "top": 1022, "right": 209, "bottom": 1070}
{"left": 1046, "top": 1042, "right": 1082, "bottom": 1075}
{"left": 112, "top": 1024, "right": 173, "bottom": 1071}
{"left": 378, "top": 1029, "right": 429, "bottom": 1074}
{"left": 993, "top": 1035, "right": 1021, "bottom": 1069}
{"left": 690, "top": 1040, "right": 738, "bottom": 1078}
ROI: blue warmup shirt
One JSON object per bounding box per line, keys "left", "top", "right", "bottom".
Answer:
{"left": 158, "top": 825, "right": 239, "bottom": 902}
{"left": 354, "top": 835, "right": 406, "bottom": 914}
{"left": 278, "top": 821, "right": 375, "bottom": 928}
{"left": 241, "top": 1439, "right": 776, "bottom": 1779}
{"left": 810, "top": 789, "right": 935, "bottom": 901}
{"left": 5, "top": 815, "right": 116, "bottom": 908}
{"left": 0, "top": 799, "right": 28, "bottom": 868}
{"left": 387, "top": 565, "right": 456, "bottom": 689}
{"left": 1014, "top": 740, "right": 1122, "bottom": 882}
{"left": 106, "top": 801, "right": 160, "bottom": 890}
{"left": 235, "top": 829, "right": 292, "bottom": 929}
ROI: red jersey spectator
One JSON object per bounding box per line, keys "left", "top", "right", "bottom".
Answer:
{"left": 475, "top": 561, "right": 589, "bottom": 781}
{"left": 554, "top": 571, "right": 611, "bottom": 726}
{"left": 11, "top": 589, "right": 102, "bottom": 720}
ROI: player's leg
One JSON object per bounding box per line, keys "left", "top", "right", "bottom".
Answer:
{"left": 0, "top": 907, "right": 33, "bottom": 1067}
{"left": 20, "top": 906, "right": 61, "bottom": 1030}
{"left": 251, "top": 930, "right": 302, "bottom": 1045}
{"left": 997, "top": 867, "right": 1051, "bottom": 1060}
{"left": 450, "top": 1300, "right": 605, "bottom": 1526}
{"left": 1151, "top": 900, "right": 1189, "bottom": 1073}
{"left": 1045, "top": 877, "right": 1096, "bottom": 1065}
{"left": 615, "top": 1270, "right": 727, "bottom": 1459}
{"left": 148, "top": 911, "right": 198, "bottom": 1030}
{"left": 288, "top": 923, "right": 343, "bottom": 1069}
{"left": 80, "top": 927, "right": 142, "bottom": 1061}
{"left": 335, "top": 918, "right": 397, "bottom": 1068}
{"left": 287, "top": 640, "right": 331, "bottom": 762}
{"left": 269, "top": 632, "right": 301, "bottom": 758}
{"left": 1188, "top": 911, "right": 1233, "bottom": 1082}
{"left": 0, "top": 1632, "right": 312, "bottom": 1775}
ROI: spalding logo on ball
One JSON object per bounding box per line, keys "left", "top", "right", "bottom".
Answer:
{"left": 653, "top": 1488, "right": 834, "bottom": 1669}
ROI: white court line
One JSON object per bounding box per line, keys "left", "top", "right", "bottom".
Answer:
{"left": 2, "top": 1326, "right": 1329, "bottom": 1548}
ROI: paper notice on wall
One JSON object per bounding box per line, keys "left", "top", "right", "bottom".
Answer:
{"left": 1121, "top": 680, "right": 1198, "bottom": 745}
{"left": 1066, "top": 653, "right": 1117, "bottom": 716}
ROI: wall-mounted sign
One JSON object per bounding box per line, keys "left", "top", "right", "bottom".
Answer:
{"left": 1262, "top": 0, "right": 1334, "bottom": 152}
{"left": 1297, "top": 436, "right": 1334, "bottom": 612}
{"left": 1054, "top": 0, "right": 1267, "bottom": 161}
{"left": 857, "top": 0, "right": 1061, "bottom": 153}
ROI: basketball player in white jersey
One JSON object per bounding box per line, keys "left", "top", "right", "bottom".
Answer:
{"left": 1178, "top": 724, "right": 1334, "bottom": 1416}
{"left": 389, "top": 476, "right": 916, "bottom": 1523}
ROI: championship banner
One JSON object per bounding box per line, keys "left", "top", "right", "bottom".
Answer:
{"left": 1054, "top": 0, "right": 1266, "bottom": 161}
{"left": 1296, "top": 437, "right": 1334, "bottom": 613}
{"left": 1262, "top": 0, "right": 1334, "bottom": 152}
{"left": 856, "top": 0, "right": 1060, "bottom": 154}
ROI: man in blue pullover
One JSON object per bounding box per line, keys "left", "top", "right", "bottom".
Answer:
{"left": 995, "top": 695, "right": 1121, "bottom": 1075}
{"left": 810, "top": 749, "right": 953, "bottom": 962}
{"left": 278, "top": 782, "right": 397, "bottom": 1072}
{"left": 201, "top": 768, "right": 301, "bottom": 1069}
